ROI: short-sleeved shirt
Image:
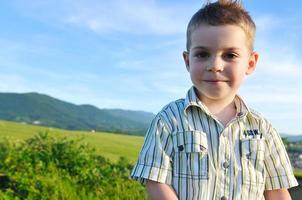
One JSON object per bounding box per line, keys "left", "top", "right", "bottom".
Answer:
{"left": 131, "top": 86, "right": 298, "bottom": 200}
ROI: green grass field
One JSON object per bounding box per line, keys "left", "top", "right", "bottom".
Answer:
{"left": 0, "top": 120, "right": 144, "bottom": 163}
{"left": 0, "top": 119, "right": 301, "bottom": 178}
{"left": 294, "top": 169, "right": 302, "bottom": 179}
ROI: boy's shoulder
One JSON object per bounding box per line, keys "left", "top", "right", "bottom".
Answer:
{"left": 159, "top": 98, "right": 186, "bottom": 114}
{"left": 246, "top": 107, "right": 277, "bottom": 135}
{"left": 150, "top": 98, "right": 186, "bottom": 132}
{"left": 248, "top": 107, "right": 271, "bottom": 124}
{"left": 154, "top": 98, "right": 186, "bottom": 122}
{"left": 248, "top": 108, "right": 266, "bottom": 120}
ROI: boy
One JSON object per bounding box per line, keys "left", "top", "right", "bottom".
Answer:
{"left": 130, "top": 0, "right": 299, "bottom": 199}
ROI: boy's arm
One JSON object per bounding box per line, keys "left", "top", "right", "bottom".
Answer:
{"left": 146, "top": 180, "right": 178, "bottom": 200}
{"left": 264, "top": 189, "right": 292, "bottom": 200}
{"left": 262, "top": 123, "right": 298, "bottom": 193}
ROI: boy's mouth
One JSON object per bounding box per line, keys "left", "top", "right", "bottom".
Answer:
{"left": 203, "top": 79, "right": 228, "bottom": 83}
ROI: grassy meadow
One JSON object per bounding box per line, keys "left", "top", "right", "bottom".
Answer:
{"left": 0, "top": 120, "right": 144, "bottom": 163}
{"left": 0, "top": 120, "right": 147, "bottom": 199}
{"left": 0, "top": 119, "right": 301, "bottom": 199}
{"left": 1, "top": 119, "right": 302, "bottom": 175}
{"left": 1, "top": 120, "right": 301, "bottom": 173}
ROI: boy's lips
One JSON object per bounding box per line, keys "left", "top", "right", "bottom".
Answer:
{"left": 203, "top": 79, "right": 229, "bottom": 83}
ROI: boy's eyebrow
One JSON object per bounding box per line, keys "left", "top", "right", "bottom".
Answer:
{"left": 191, "top": 46, "right": 209, "bottom": 51}
{"left": 223, "top": 47, "right": 241, "bottom": 51}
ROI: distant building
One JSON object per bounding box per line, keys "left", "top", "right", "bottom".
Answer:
{"left": 288, "top": 152, "right": 302, "bottom": 169}
{"left": 33, "top": 120, "right": 41, "bottom": 125}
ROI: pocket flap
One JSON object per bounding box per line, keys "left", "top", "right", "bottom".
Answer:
{"left": 241, "top": 138, "right": 265, "bottom": 160}
{"left": 172, "top": 131, "right": 208, "bottom": 153}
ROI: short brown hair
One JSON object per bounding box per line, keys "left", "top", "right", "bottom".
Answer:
{"left": 186, "top": 0, "right": 256, "bottom": 51}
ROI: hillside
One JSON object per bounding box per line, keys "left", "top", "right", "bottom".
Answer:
{"left": 0, "top": 92, "right": 155, "bottom": 135}
{"left": 283, "top": 134, "right": 302, "bottom": 142}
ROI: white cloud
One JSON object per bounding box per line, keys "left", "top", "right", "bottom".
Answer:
{"left": 20, "top": 0, "right": 194, "bottom": 35}
{"left": 0, "top": 73, "right": 30, "bottom": 92}
{"left": 240, "top": 85, "right": 302, "bottom": 105}
{"left": 115, "top": 60, "right": 147, "bottom": 71}
{"left": 254, "top": 15, "right": 281, "bottom": 33}
{"left": 250, "top": 15, "right": 302, "bottom": 86}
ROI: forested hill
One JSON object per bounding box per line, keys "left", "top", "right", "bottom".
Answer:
{"left": 0, "top": 92, "right": 155, "bottom": 135}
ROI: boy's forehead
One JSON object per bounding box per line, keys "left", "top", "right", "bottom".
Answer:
{"left": 190, "top": 24, "right": 249, "bottom": 51}
{"left": 191, "top": 45, "right": 242, "bottom": 52}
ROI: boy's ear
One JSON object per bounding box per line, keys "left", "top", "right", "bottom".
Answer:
{"left": 246, "top": 51, "right": 259, "bottom": 75}
{"left": 183, "top": 51, "right": 190, "bottom": 71}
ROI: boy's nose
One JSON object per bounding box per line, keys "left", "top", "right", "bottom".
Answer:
{"left": 206, "top": 57, "right": 224, "bottom": 72}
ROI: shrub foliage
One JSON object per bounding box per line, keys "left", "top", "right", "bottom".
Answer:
{"left": 0, "top": 132, "right": 146, "bottom": 199}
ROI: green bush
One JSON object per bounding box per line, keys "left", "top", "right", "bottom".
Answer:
{"left": 295, "top": 171, "right": 302, "bottom": 179}
{"left": 0, "top": 132, "right": 146, "bottom": 200}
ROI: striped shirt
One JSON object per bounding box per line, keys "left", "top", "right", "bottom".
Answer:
{"left": 131, "top": 86, "right": 298, "bottom": 200}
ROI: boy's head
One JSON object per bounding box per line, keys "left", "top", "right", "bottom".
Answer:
{"left": 186, "top": 0, "right": 256, "bottom": 51}
{"left": 182, "top": 0, "right": 259, "bottom": 105}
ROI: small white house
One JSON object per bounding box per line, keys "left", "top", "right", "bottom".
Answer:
{"left": 33, "top": 120, "right": 41, "bottom": 125}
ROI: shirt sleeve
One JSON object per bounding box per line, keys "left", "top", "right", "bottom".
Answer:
{"left": 264, "top": 124, "right": 299, "bottom": 190}
{"left": 130, "top": 113, "right": 173, "bottom": 184}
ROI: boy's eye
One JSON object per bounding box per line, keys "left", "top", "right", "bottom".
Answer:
{"left": 195, "top": 52, "right": 210, "bottom": 58}
{"left": 223, "top": 53, "right": 238, "bottom": 60}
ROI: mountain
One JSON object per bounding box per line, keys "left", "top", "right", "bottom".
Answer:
{"left": 284, "top": 135, "right": 302, "bottom": 142}
{"left": 280, "top": 133, "right": 302, "bottom": 142}
{"left": 0, "top": 92, "right": 155, "bottom": 135}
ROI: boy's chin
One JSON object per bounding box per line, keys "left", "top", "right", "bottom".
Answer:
{"left": 195, "top": 89, "right": 236, "bottom": 102}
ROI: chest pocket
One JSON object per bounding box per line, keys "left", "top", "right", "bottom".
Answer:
{"left": 171, "top": 131, "right": 208, "bottom": 180}
{"left": 241, "top": 138, "right": 266, "bottom": 185}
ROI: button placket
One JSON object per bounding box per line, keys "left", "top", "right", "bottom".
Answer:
{"left": 219, "top": 130, "right": 231, "bottom": 200}
{"left": 223, "top": 134, "right": 231, "bottom": 169}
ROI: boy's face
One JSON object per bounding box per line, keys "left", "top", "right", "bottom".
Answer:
{"left": 183, "top": 25, "right": 259, "bottom": 104}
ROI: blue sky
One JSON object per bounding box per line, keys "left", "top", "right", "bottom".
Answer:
{"left": 0, "top": 0, "right": 301, "bottom": 135}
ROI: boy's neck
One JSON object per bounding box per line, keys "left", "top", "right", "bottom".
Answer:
{"left": 200, "top": 95, "right": 237, "bottom": 127}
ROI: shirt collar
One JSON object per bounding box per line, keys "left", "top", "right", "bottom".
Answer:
{"left": 184, "top": 86, "right": 208, "bottom": 114}
{"left": 184, "top": 86, "right": 250, "bottom": 117}
{"left": 233, "top": 95, "right": 250, "bottom": 117}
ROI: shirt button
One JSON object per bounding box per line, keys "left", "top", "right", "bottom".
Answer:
{"left": 221, "top": 196, "right": 228, "bottom": 200}
{"left": 223, "top": 161, "right": 229, "bottom": 169}
{"left": 237, "top": 112, "right": 243, "bottom": 117}
{"left": 178, "top": 145, "right": 184, "bottom": 151}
